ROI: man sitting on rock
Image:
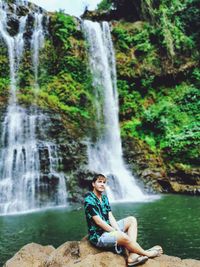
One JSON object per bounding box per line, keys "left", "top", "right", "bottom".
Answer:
{"left": 84, "top": 174, "right": 163, "bottom": 266}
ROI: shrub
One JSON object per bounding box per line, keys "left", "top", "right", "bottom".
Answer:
{"left": 163, "top": 121, "right": 200, "bottom": 164}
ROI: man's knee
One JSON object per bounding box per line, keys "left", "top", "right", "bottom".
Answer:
{"left": 116, "top": 232, "right": 130, "bottom": 245}
{"left": 126, "top": 216, "right": 137, "bottom": 227}
{"left": 129, "top": 216, "right": 137, "bottom": 224}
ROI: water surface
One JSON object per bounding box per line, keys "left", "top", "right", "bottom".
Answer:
{"left": 0, "top": 194, "right": 199, "bottom": 266}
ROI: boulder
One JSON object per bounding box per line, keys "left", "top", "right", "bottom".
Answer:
{"left": 4, "top": 243, "right": 55, "bottom": 267}
{"left": 4, "top": 240, "right": 200, "bottom": 267}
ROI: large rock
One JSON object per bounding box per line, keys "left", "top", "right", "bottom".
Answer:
{"left": 4, "top": 243, "right": 55, "bottom": 267}
{"left": 4, "top": 240, "right": 200, "bottom": 267}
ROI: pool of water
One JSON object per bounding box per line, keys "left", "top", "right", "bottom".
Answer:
{"left": 0, "top": 194, "right": 199, "bottom": 266}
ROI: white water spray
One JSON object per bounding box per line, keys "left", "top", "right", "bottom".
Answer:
{"left": 83, "top": 20, "right": 148, "bottom": 202}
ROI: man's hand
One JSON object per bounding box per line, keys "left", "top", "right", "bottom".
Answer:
{"left": 109, "top": 212, "right": 121, "bottom": 231}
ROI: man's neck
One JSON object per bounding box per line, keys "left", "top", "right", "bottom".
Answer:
{"left": 93, "top": 190, "right": 102, "bottom": 201}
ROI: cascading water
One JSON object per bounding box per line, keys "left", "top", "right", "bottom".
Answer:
{"left": 83, "top": 20, "right": 148, "bottom": 202}
{"left": 0, "top": 0, "right": 67, "bottom": 215}
{"left": 31, "top": 12, "right": 44, "bottom": 88}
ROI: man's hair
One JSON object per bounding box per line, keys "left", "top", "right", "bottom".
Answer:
{"left": 92, "top": 174, "right": 107, "bottom": 183}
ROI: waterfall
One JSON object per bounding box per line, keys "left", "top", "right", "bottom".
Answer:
{"left": 83, "top": 20, "right": 148, "bottom": 202}
{"left": 0, "top": 0, "right": 67, "bottom": 215}
{"left": 31, "top": 12, "right": 45, "bottom": 88}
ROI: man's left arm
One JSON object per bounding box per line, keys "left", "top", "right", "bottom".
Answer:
{"left": 108, "top": 211, "right": 121, "bottom": 231}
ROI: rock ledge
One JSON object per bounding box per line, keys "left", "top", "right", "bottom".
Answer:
{"left": 4, "top": 240, "right": 200, "bottom": 267}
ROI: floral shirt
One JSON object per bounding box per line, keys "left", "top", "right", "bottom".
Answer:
{"left": 84, "top": 191, "right": 111, "bottom": 245}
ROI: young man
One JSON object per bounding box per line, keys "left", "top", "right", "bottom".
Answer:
{"left": 84, "top": 174, "right": 163, "bottom": 266}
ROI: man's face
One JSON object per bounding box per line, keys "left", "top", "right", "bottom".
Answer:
{"left": 92, "top": 177, "right": 106, "bottom": 194}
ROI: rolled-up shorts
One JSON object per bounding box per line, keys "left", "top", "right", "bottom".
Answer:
{"left": 96, "top": 219, "right": 125, "bottom": 254}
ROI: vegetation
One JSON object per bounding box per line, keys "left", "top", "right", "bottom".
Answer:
{"left": 17, "top": 11, "right": 95, "bottom": 134}
{"left": 97, "top": 0, "right": 112, "bottom": 11}
{"left": 105, "top": 0, "right": 200, "bottom": 167}
{"left": 98, "top": 0, "right": 199, "bottom": 56}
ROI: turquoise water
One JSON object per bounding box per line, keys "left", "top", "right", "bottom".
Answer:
{"left": 0, "top": 194, "right": 199, "bottom": 266}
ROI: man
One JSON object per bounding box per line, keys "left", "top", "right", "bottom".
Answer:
{"left": 84, "top": 174, "right": 163, "bottom": 266}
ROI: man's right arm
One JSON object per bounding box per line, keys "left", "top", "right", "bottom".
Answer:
{"left": 92, "top": 215, "right": 116, "bottom": 232}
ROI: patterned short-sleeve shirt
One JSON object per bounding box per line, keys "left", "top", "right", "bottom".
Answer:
{"left": 84, "top": 191, "right": 111, "bottom": 245}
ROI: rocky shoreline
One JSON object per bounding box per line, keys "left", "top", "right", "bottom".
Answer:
{"left": 4, "top": 239, "right": 200, "bottom": 267}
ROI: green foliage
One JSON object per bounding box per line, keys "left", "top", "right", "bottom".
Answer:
{"left": 51, "top": 12, "right": 78, "bottom": 49}
{"left": 56, "top": 56, "right": 88, "bottom": 83}
{"left": 112, "top": 27, "right": 132, "bottom": 51}
{"left": 163, "top": 121, "right": 200, "bottom": 164}
{"left": 109, "top": 0, "right": 196, "bottom": 57}
{"left": 177, "top": 86, "right": 200, "bottom": 117}
{"left": 38, "top": 91, "right": 90, "bottom": 119}
{"left": 141, "top": 100, "right": 188, "bottom": 137}
{"left": 132, "top": 24, "right": 155, "bottom": 53}
{"left": 157, "top": 5, "right": 194, "bottom": 56}
{"left": 17, "top": 89, "right": 35, "bottom": 105}
{"left": 41, "top": 72, "right": 90, "bottom": 108}
{"left": 191, "top": 67, "right": 200, "bottom": 87}
{"left": 130, "top": 82, "right": 200, "bottom": 163}
{"left": 118, "top": 79, "right": 143, "bottom": 120}
{"left": 97, "top": 0, "right": 112, "bottom": 11}
{"left": 31, "top": 71, "right": 95, "bottom": 126}
{"left": 13, "top": 12, "right": 95, "bottom": 132}
{"left": 0, "top": 78, "right": 10, "bottom": 96}
{"left": 0, "top": 51, "right": 9, "bottom": 78}
{"left": 121, "top": 119, "right": 141, "bottom": 137}
{"left": 112, "top": 22, "right": 155, "bottom": 54}
{"left": 141, "top": 74, "right": 155, "bottom": 90}
{"left": 179, "top": 0, "right": 200, "bottom": 47}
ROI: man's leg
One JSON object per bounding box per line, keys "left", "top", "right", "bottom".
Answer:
{"left": 123, "top": 216, "right": 137, "bottom": 242}
{"left": 122, "top": 216, "right": 139, "bottom": 262}
{"left": 114, "top": 229, "right": 162, "bottom": 259}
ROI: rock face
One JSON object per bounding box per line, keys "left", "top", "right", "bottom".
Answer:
{"left": 122, "top": 137, "right": 200, "bottom": 195}
{"left": 4, "top": 240, "right": 200, "bottom": 267}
